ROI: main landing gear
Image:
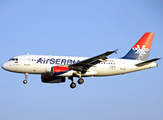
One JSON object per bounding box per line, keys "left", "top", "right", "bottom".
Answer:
{"left": 23, "top": 73, "right": 28, "bottom": 84}
{"left": 78, "top": 78, "right": 84, "bottom": 84}
{"left": 68, "top": 76, "right": 84, "bottom": 89}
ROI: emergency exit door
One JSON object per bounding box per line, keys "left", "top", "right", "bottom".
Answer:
{"left": 120, "top": 60, "right": 126, "bottom": 70}
{"left": 24, "top": 55, "right": 30, "bottom": 66}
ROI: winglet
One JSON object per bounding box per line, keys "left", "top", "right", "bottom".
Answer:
{"left": 105, "top": 49, "right": 118, "bottom": 56}
{"left": 114, "top": 49, "right": 118, "bottom": 54}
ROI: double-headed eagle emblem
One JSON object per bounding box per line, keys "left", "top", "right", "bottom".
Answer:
{"left": 132, "top": 45, "right": 149, "bottom": 56}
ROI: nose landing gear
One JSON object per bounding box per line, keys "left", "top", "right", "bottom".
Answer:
{"left": 23, "top": 73, "right": 28, "bottom": 84}
{"left": 23, "top": 80, "right": 27, "bottom": 84}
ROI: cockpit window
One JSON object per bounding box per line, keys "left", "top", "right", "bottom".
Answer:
{"left": 9, "top": 58, "right": 18, "bottom": 61}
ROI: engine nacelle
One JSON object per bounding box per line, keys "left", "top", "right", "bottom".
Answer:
{"left": 51, "top": 66, "right": 73, "bottom": 76}
{"left": 41, "top": 74, "right": 65, "bottom": 83}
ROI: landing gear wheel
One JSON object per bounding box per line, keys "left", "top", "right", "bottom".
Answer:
{"left": 70, "top": 82, "right": 76, "bottom": 89}
{"left": 23, "top": 80, "right": 27, "bottom": 84}
{"left": 23, "top": 73, "right": 28, "bottom": 84}
{"left": 78, "top": 78, "right": 84, "bottom": 84}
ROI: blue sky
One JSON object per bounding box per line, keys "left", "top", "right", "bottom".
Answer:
{"left": 0, "top": 0, "right": 163, "bottom": 120}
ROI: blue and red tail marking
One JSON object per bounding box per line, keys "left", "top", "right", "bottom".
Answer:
{"left": 122, "top": 32, "right": 154, "bottom": 61}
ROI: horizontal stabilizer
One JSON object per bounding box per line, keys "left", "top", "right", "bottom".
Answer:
{"left": 135, "top": 58, "right": 161, "bottom": 67}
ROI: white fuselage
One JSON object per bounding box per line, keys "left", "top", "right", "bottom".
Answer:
{"left": 2, "top": 55, "right": 157, "bottom": 77}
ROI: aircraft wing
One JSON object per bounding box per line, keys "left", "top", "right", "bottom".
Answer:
{"left": 69, "top": 49, "right": 118, "bottom": 73}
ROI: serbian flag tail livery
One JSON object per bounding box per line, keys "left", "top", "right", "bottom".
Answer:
{"left": 122, "top": 32, "right": 154, "bottom": 61}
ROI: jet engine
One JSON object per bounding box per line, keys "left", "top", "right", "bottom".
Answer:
{"left": 41, "top": 74, "right": 65, "bottom": 83}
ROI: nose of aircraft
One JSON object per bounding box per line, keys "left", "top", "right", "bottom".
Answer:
{"left": 2, "top": 62, "right": 8, "bottom": 70}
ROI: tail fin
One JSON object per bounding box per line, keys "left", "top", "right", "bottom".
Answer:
{"left": 122, "top": 32, "right": 154, "bottom": 61}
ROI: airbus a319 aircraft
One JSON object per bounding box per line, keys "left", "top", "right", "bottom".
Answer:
{"left": 2, "top": 33, "right": 160, "bottom": 89}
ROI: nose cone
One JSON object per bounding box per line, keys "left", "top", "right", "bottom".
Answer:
{"left": 2, "top": 62, "right": 8, "bottom": 70}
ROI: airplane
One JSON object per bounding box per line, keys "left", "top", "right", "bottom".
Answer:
{"left": 1, "top": 32, "right": 160, "bottom": 89}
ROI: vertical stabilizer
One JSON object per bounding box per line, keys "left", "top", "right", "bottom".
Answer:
{"left": 122, "top": 33, "right": 154, "bottom": 61}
